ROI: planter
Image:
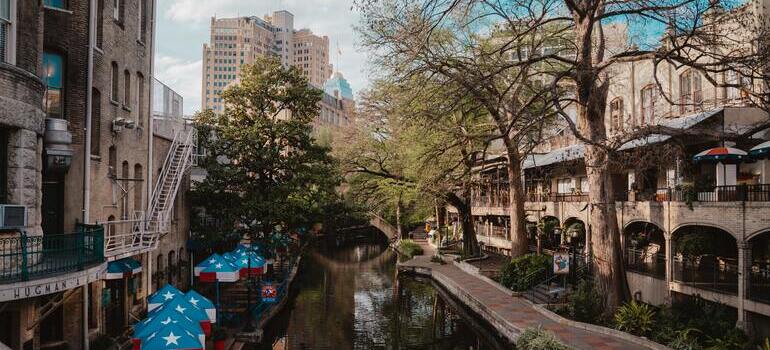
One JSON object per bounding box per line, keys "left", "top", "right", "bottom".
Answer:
{"left": 214, "top": 339, "right": 225, "bottom": 350}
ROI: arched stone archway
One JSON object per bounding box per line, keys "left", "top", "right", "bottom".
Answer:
{"left": 623, "top": 221, "right": 666, "bottom": 279}
{"left": 748, "top": 231, "right": 770, "bottom": 304}
{"left": 535, "top": 216, "right": 561, "bottom": 253}
{"left": 672, "top": 225, "right": 738, "bottom": 295}
{"left": 562, "top": 217, "right": 586, "bottom": 251}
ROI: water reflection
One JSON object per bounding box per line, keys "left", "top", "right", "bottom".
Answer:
{"left": 255, "top": 240, "right": 511, "bottom": 350}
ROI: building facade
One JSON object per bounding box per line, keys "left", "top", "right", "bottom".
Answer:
{"left": 201, "top": 11, "right": 334, "bottom": 112}
{"left": 0, "top": 0, "right": 193, "bottom": 348}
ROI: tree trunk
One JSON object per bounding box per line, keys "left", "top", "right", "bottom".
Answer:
{"left": 396, "top": 194, "right": 403, "bottom": 240}
{"left": 505, "top": 148, "right": 529, "bottom": 257}
{"left": 445, "top": 191, "right": 479, "bottom": 257}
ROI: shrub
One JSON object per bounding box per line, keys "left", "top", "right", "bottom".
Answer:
{"left": 666, "top": 328, "right": 702, "bottom": 350}
{"left": 614, "top": 301, "right": 656, "bottom": 337}
{"left": 398, "top": 239, "right": 424, "bottom": 259}
{"left": 565, "top": 279, "right": 604, "bottom": 323}
{"left": 498, "top": 254, "right": 550, "bottom": 291}
{"left": 517, "top": 327, "right": 570, "bottom": 350}
{"left": 758, "top": 338, "right": 770, "bottom": 350}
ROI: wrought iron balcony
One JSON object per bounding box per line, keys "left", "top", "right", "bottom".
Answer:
{"left": 0, "top": 225, "right": 104, "bottom": 283}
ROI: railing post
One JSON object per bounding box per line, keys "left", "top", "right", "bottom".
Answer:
{"left": 78, "top": 228, "right": 85, "bottom": 269}
{"left": 20, "top": 232, "right": 28, "bottom": 281}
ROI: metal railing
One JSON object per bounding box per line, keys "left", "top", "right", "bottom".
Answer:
{"left": 653, "top": 184, "right": 770, "bottom": 202}
{"left": 525, "top": 193, "right": 588, "bottom": 203}
{"left": 749, "top": 266, "right": 770, "bottom": 304}
{"left": 0, "top": 226, "right": 104, "bottom": 283}
{"left": 673, "top": 256, "right": 738, "bottom": 295}
{"left": 625, "top": 248, "right": 666, "bottom": 279}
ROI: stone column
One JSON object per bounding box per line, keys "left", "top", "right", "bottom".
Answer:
{"left": 665, "top": 233, "right": 673, "bottom": 300}
{"left": 737, "top": 242, "right": 750, "bottom": 329}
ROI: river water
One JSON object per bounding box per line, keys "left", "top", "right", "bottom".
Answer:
{"left": 255, "top": 239, "right": 512, "bottom": 350}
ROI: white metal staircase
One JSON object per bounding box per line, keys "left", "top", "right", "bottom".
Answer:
{"left": 103, "top": 128, "right": 194, "bottom": 260}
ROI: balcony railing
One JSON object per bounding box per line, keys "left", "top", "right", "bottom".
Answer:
{"left": 673, "top": 256, "right": 738, "bottom": 295}
{"left": 525, "top": 193, "right": 588, "bottom": 202}
{"left": 626, "top": 248, "right": 666, "bottom": 279}
{"left": 749, "top": 266, "right": 770, "bottom": 304}
{"left": 0, "top": 226, "right": 105, "bottom": 283}
{"left": 653, "top": 184, "right": 770, "bottom": 202}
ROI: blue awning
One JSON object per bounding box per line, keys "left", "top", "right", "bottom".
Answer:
{"left": 105, "top": 257, "right": 142, "bottom": 280}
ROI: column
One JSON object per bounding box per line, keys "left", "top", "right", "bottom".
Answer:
{"left": 665, "top": 233, "right": 673, "bottom": 300}
{"left": 736, "top": 242, "right": 750, "bottom": 329}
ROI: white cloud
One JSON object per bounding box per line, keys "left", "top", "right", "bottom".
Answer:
{"left": 154, "top": 55, "right": 202, "bottom": 115}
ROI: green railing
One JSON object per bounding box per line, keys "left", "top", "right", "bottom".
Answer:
{"left": 0, "top": 225, "right": 105, "bottom": 283}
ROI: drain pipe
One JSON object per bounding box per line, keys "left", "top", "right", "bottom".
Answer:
{"left": 145, "top": 0, "right": 158, "bottom": 296}
{"left": 81, "top": 0, "right": 97, "bottom": 349}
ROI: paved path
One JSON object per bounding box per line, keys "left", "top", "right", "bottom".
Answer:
{"left": 399, "top": 240, "right": 658, "bottom": 350}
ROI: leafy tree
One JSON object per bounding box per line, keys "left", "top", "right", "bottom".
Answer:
{"left": 192, "top": 57, "right": 343, "bottom": 244}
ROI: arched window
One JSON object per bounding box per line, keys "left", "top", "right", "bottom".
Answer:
{"left": 110, "top": 62, "right": 118, "bottom": 101}
{"left": 679, "top": 69, "right": 702, "bottom": 113}
{"left": 121, "top": 161, "right": 129, "bottom": 219}
{"left": 108, "top": 146, "right": 116, "bottom": 177}
{"left": 156, "top": 253, "right": 164, "bottom": 288}
{"left": 96, "top": 0, "right": 104, "bottom": 48}
{"left": 43, "top": 51, "right": 65, "bottom": 118}
{"left": 640, "top": 85, "right": 656, "bottom": 125}
{"left": 107, "top": 215, "right": 116, "bottom": 239}
{"left": 123, "top": 69, "right": 131, "bottom": 107}
{"left": 134, "top": 164, "right": 143, "bottom": 213}
{"left": 609, "top": 98, "right": 623, "bottom": 131}
{"left": 91, "top": 88, "right": 101, "bottom": 155}
{"left": 167, "top": 250, "right": 176, "bottom": 282}
{"left": 136, "top": 72, "right": 145, "bottom": 126}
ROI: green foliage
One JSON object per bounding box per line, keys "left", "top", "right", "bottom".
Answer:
{"left": 398, "top": 239, "right": 424, "bottom": 259}
{"left": 498, "top": 254, "right": 549, "bottom": 291}
{"left": 192, "top": 57, "right": 345, "bottom": 242}
{"left": 565, "top": 280, "right": 605, "bottom": 323}
{"left": 758, "top": 338, "right": 770, "bottom": 350}
{"left": 667, "top": 328, "right": 703, "bottom": 350}
{"left": 614, "top": 301, "right": 656, "bottom": 337}
{"left": 648, "top": 297, "right": 747, "bottom": 350}
{"left": 516, "top": 327, "right": 570, "bottom": 350}
{"left": 674, "top": 232, "right": 715, "bottom": 258}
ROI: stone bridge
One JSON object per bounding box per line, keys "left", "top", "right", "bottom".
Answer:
{"left": 369, "top": 214, "right": 398, "bottom": 241}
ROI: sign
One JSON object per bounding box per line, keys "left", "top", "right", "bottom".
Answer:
{"left": 261, "top": 283, "right": 277, "bottom": 303}
{"left": 553, "top": 251, "right": 570, "bottom": 275}
{"left": 0, "top": 267, "right": 102, "bottom": 302}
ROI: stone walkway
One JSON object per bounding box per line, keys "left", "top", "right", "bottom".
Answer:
{"left": 399, "top": 240, "right": 660, "bottom": 350}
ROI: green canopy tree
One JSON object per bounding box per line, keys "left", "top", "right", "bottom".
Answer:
{"left": 192, "top": 57, "right": 343, "bottom": 244}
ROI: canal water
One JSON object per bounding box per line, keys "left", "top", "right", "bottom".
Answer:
{"left": 255, "top": 239, "right": 512, "bottom": 350}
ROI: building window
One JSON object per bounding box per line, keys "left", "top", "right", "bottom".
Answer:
{"left": 43, "top": 52, "right": 65, "bottom": 118}
{"left": 138, "top": 0, "right": 147, "bottom": 42}
{"left": 557, "top": 178, "right": 573, "bottom": 194}
{"left": 0, "top": 0, "right": 12, "bottom": 64}
{"left": 137, "top": 72, "right": 144, "bottom": 125}
{"left": 108, "top": 146, "right": 116, "bottom": 177}
{"left": 679, "top": 69, "right": 702, "bottom": 114}
{"left": 91, "top": 88, "right": 101, "bottom": 156}
{"left": 640, "top": 85, "right": 655, "bottom": 125}
{"left": 123, "top": 70, "right": 130, "bottom": 107}
{"left": 44, "top": 0, "right": 65, "bottom": 9}
{"left": 0, "top": 130, "right": 7, "bottom": 203}
{"left": 110, "top": 62, "right": 118, "bottom": 101}
{"left": 112, "top": 0, "right": 123, "bottom": 23}
{"left": 610, "top": 97, "right": 623, "bottom": 132}
{"left": 96, "top": 0, "right": 104, "bottom": 48}
{"left": 134, "top": 163, "right": 142, "bottom": 213}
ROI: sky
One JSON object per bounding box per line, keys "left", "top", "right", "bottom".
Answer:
{"left": 153, "top": 0, "right": 369, "bottom": 115}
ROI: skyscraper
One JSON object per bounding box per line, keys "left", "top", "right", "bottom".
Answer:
{"left": 201, "top": 11, "right": 334, "bottom": 112}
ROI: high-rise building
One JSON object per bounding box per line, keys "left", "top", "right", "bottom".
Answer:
{"left": 201, "top": 11, "right": 334, "bottom": 112}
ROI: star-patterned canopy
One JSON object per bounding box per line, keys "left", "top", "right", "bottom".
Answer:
{"left": 148, "top": 295, "right": 212, "bottom": 335}
{"left": 198, "top": 254, "right": 240, "bottom": 283}
{"left": 132, "top": 306, "right": 205, "bottom": 350}
{"left": 135, "top": 323, "right": 203, "bottom": 350}
{"left": 105, "top": 257, "right": 142, "bottom": 280}
{"left": 184, "top": 290, "right": 216, "bottom": 323}
{"left": 194, "top": 253, "right": 222, "bottom": 277}
{"left": 234, "top": 251, "right": 266, "bottom": 277}
{"left": 148, "top": 284, "right": 183, "bottom": 312}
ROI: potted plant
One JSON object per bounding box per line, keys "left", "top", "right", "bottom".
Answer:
{"left": 212, "top": 325, "right": 227, "bottom": 350}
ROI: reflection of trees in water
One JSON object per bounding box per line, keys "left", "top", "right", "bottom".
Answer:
{"left": 260, "top": 242, "right": 499, "bottom": 350}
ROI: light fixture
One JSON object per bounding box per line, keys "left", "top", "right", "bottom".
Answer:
{"left": 125, "top": 120, "right": 136, "bottom": 129}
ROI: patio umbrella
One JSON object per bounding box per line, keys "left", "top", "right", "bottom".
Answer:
{"left": 222, "top": 252, "right": 238, "bottom": 263}
{"left": 132, "top": 307, "right": 205, "bottom": 350}
{"left": 194, "top": 253, "right": 221, "bottom": 277}
{"left": 185, "top": 290, "right": 216, "bottom": 323}
{"left": 104, "top": 258, "right": 142, "bottom": 280}
{"left": 136, "top": 323, "right": 203, "bottom": 350}
{"left": 693, "top": 146, "right": 748, "bottom": 164}
{"left": 148, "top": 284, "right": 183, "bottom": 312}
{"left": 148, "top": 295, "right": 212, "bottom": 335}
{"left": 198, "top": 255, "right": 240, "bottom": 283}
{"left": 235, "top": 251, "right": 266, "bottom": 277}
{"left": 750, "top": 140, "right": 770, "bottom": 159}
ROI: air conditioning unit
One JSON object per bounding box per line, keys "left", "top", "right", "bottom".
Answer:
{"left": 0, "top": 205, "right": 27, "bottom": 228}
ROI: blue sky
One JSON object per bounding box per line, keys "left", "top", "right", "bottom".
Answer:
{"left": 153, "top": 0, "right": 369, "bottom": 115}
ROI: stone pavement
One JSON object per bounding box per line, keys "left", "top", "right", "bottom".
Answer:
{"left": 399, "top": 240, "right": 663, "bottom": 350}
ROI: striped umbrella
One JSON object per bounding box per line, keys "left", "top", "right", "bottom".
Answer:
{"left": 148, "top": 296, "right": 212, "bottom": 336}
{"left": 750, "top": 141, "right": 770, "bottom": 159}
{"left": 136, "top": 323, "right": 203, "bottom": 350}
{"left": 132, "top": 307, "right": 205, "bottom": 350}
{"left": 185, "top": 290, "right": 216, "bottom": 323}
{"left": 693, "top": 146, "right": 747, "bottom": 164}
{"left": 148, "top": 284, "right": 183, "bottom": 312}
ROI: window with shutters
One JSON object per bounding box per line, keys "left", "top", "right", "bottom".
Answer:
{"left": 610, "top": 97, "right": 623, "bottom": 132}
{"left": 640, "top": 85, "right": 656, "bottom": 125}
{"left": 679, "top": 69, "right": 703, "bottom": 114}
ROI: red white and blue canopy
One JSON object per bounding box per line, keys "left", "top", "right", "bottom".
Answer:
{"left": 134, "top": 323, "right": 203, "bottom": 350}
{"left": 104, "top": 258, "right": 142, "bottom": 280}
{"left": 750, "top": 141, "right": 770, "bottom": 159}
{"left": 198, "top": 254, "right": 240, "bottom": 283}
{"left": 148, "top": 296, "right": 212, "bottom": 335}
{"left": 132, "top": 306, "right": 205, "bottom": 350}
{"left": 184, "top": 290, "right": 216, "bottom": 323}
{"left": 194, "top": 253, "right": 221, "bottom": 277}
{"left": 234, "top": 251, "right": 266, "bottom": 277}
{"left": 148, "top": 284, "right": 183, "bottom": 312}
{"left": 693, "top": 146, "right": 748, "bottom": 164}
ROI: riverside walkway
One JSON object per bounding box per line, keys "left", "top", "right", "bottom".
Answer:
{"left": 398, "top": 240, "right": 665, "bottom": 350}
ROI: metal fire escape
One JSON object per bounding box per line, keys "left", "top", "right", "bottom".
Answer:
{"left": 104, "top": 128, "right": 194, "bottom": 260}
